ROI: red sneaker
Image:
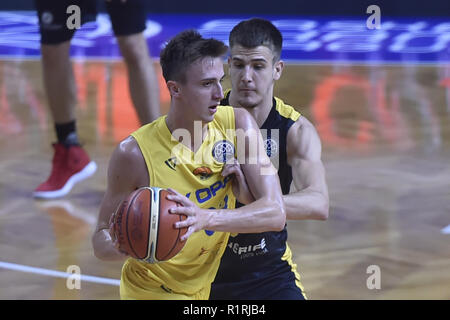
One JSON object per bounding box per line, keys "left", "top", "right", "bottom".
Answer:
{"left": 33, "top": 143, "right": 97, "bottom": 199}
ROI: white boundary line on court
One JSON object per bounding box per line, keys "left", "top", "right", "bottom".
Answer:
{"left": 0, "top": 261, "right": 120, "bottom": 287}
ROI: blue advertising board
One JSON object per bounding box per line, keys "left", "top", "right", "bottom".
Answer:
{"left": 0, "top": 12, "right": 449, "bottom": 63}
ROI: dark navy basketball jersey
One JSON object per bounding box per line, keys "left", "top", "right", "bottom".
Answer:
{"left": 210, "top": 91, "right": 306, "bottom": 300}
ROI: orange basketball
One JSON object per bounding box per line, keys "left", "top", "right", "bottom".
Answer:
{"left": 112, "top": 187, "right": 187, "bottom": 263}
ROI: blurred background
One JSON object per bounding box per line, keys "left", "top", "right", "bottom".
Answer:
{"left": 3, "top": 0, "right": 450, "bottom": 16}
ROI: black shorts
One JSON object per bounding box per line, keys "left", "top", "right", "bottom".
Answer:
{"left": 34, "top": 0, "right": 147, "bottom": 44}
{"left": 210, "top": 272, "right": 306, "bottom": 300}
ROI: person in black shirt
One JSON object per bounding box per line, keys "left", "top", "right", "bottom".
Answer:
{"left": 211, "top": 18, "right": 330, "bottom": 300}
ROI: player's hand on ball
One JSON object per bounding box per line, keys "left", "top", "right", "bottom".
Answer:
{"left": 222, "top": 158, "right": 255, "bottom": 205}
{"left": 166, "top": 188, "right": 209, "bottom": 241}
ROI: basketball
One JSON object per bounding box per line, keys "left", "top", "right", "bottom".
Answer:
{"left": 112, "top": 187, "right": 187, "bottom": 263}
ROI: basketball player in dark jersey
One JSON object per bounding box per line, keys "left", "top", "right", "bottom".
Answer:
{"left": 210, "top": 18, "right": 330, "bottom": 300}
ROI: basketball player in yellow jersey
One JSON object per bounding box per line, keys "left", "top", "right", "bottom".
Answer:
{"left": 92, "top": 30, "right": 286, "bottom": 300}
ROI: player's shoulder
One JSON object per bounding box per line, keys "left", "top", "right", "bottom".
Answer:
{"left": 293, "top": 114, "right": 315, "bottom": 131}
{"left": 131, "top": 116, "right": 164, "bottom": 138}
{"left": 114, "top": 135, "right": 144, "bottom": 164}
{"left": 274, "top": 95, "right": 322, "bottom": 159}
{"left": 272, "top": 96, "right": 314, "bottom": 134}
{"left": 273, "top": 96, "right": 309, "bottom": 138}
{"left": 216, "top": 105, "right": 234, "bottom": 115}
{"left": 288, "top": 113, "right": 319, "bottom": 140}
{"left": 229, "top": 106, "right": 257, "bottom": 131}
{"left": 213, "top": 105, "right": 237, "bottom": 130}
{"left": 287, "top": 113, "right": 322, "bottom": 161}
{"left": 107, "top": 136, "right": 149, "bottom": 191}
{"left": 274, "top": 96, "right": 301, "bottom": 122}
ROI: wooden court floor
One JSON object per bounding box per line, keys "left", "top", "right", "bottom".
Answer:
{"left": 0, "top": 59, "right": 449, "bottom": 299}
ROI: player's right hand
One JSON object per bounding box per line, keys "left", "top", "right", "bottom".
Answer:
{"left": 166, "top": 188, "right": 210, "bottom": 241}
{"left": 108, "top": 213, "right": 129, "bottom": 259}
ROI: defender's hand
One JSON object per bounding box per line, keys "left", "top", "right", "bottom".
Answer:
{"left": 222, "top": 159, "right": 255, "bottom": 205}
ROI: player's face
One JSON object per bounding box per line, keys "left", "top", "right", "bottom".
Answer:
{"left": 229, "top": 45, "right": 283, "bottom": 108}
{"left": 179, "top": 56, "right": 225, "bottom": 123}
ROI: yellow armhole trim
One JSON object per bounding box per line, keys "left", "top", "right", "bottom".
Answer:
{"left": 275, "top": 97, "right": 301, "bottom": 121}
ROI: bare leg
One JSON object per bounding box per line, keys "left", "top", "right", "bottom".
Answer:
{"left": 41, "top": 41, "right": 77, "bottom": 125}
{"left": 34, "top": 41, "right": 96, "bottom": 199}
{"left": 116, "top": 32, "right": 161, "bottom": 125}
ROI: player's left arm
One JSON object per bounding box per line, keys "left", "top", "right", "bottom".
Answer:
{"left": 168, "top": 108, "right": 285, "bottom": 240}
{"left": 284, "top": 116, "right": 329, "bottom": 220}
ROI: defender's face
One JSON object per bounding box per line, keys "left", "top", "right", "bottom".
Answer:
{"left": 229, "top": 45, "right": 282, "bottom": 108}
{"left": 179, "top": 56, "right": 225, "bottom": 123}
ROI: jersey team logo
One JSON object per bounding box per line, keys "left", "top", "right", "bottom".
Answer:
{"left": 227, "top": 237, "right": 268, "bottom": 257}
{"left": 164, "top": 156, "right": 177, "bottom": 171}
{"left": 264, "top": 138, "right": 278, "bottom": 158}
{"left": 193, "top": 166, "right": 213, "bottom": 180}
{"left": 212, "top": 140, "right": 234, "bottom": 163}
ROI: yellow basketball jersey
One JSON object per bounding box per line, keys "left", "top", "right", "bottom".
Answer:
{"left": 121, "top": 106, "right": 237, "bottom": 299}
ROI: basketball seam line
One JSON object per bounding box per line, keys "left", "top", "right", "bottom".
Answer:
{"left": 145, "top": 188, "right": 152, "bottom": 261}
{"left": 156, "top": 189, "right": 162, "bottom": 261}
{"left": 147, "top": 187, "right": 160, "bottom": 263}
{"left": 153, "top": 189, "right": 160, "bottom": 261}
